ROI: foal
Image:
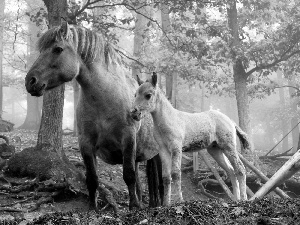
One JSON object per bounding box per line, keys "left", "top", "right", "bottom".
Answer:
{"left": 131, "top": 72, "right": 249, "bottom": 205}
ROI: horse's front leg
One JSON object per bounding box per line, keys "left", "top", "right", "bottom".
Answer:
{"left": 80, "top": 142, "right": 99, "bottom": 209}
{"left": 159, "top": 149, "right": 172, "bottom": 206}
{"left": 171, "top": 145, "right": 183, "bottom": 203}
{"left": 123, "top": 134, "right": 141, "bottom": 209}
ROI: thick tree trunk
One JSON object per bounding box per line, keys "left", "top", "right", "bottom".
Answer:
{"left": 0, "top": 0, "right": 4, "bottom": 119}
{"left": 277, "top": 70, "right": 289, "bottom": 152}
{"left": 227, "top": 0, "right": 253, "bottom": 154}
{"left": 38, "top": 0, "right": 68, "bottom": 158}
{"left": 19, "top": 94, "right": 42, "bottom": 130}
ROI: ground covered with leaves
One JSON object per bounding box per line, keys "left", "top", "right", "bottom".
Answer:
{"left": 3, "top": 197, "right": 300, "bottom": 224}
{"left": 1, "top": 129, "right": 300, "bottom": 224}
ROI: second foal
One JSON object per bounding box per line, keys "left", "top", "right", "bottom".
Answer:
{"left": 131, "top": 72, "right": 249, "bottom": 205}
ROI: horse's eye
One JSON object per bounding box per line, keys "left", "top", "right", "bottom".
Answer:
{"left": 52, "top": 46, "right": 63, "bottom": 54}
{"left": 145, "top": 94, "right": 152, "bottom": 100}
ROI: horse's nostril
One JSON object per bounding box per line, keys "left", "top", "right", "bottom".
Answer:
{"left": 29, "top": 77, "right": 37, "bottom": 86}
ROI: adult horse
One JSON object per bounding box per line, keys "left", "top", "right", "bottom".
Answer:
{"left": 131, "top": 73, "right": 249, "bottom": 205}
{"left": 25, "top": 22, "right": 163, "bottom": 210}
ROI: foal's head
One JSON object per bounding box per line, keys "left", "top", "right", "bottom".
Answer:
{"left": 131, "top": 72, "right": 158, "bottom": 121}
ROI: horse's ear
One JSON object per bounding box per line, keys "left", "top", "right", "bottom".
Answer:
{"left": 136, "top": 75, "right": 144, "bottom": 86}
{"left": 59, "top": 19, "right": 70, "bottom": 39}
{"left": 151, "top": 72, "right": 157, "bottom": 87}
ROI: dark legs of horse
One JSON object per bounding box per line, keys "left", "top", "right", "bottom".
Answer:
{"left": 123, "top": 135, "right": 140, "bottom": 209}
{"left": 81, "top": 147, "right": 99, "bottom": 210}
{"left": 147, "top": 154, "right": 164, "bottom": 207}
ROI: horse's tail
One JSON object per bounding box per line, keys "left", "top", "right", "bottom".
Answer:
{"left": 235, "top": 124, "right": 252, "bottom": 152}
{"left": 146, "top": 154, "right": 164, "bottom": 207}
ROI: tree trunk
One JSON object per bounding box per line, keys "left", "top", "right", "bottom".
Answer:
{"left": 37, "top": 0, "right": 68, "bottom": 158}
{"left": 227, "top": 0, "right": 253, "bottom": 154}
{"left": 6, "top": 0, "right": 83, "bottom": 185}
{"left": 72, "top": 80, "right": 79, "bottom": 136}
{"left": 131, "top": 1, "right": 151, "bottom": 80}
{"left": 0, "top": 0, "right": 5, "bottom": 119}
{"left": 277, "top": 70, "right": 289, "bottom": 152}
{"left": 19, "top": 10, "right": 42, "bottom": 130}
{"left": 160, "top": 1, "right": 173, "bottom": 100}
{"left": 288, "top": 78, "right": 299, "bottom": 153}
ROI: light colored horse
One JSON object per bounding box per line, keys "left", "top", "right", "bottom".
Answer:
{"left": 131, "top": 72, "right": 249, "bottom": 205}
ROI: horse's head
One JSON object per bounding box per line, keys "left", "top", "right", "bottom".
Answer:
{"left": 25, "top": 21, "right": 80, "bottom": 96}
{"left": 131, "top": 72, "right": 158, "bottom": 121}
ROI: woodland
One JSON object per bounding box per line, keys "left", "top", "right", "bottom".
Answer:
{"left": 1, "top": 0, "right": 300, "bottom": 224}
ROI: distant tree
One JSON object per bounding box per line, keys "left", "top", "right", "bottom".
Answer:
{"left": 19, "top": 0, "right": 43, "bottom": 130}
{"left": 0, "top": 0, "right": 5, "bottom": 119}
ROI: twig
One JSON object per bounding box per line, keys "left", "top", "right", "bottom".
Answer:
{"left": 197, "top": 179, "right": 219, "bottom": 199}
{"left": 0, "top": 196, "right": 34, "bottom": 207}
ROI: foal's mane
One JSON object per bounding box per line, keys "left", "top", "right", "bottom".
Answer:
{"left": 37, "top": 25, "right": 121, "bottom": 66}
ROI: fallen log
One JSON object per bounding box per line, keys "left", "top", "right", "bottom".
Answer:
{"left": 250, "top": 149, "right": 300, "bottom": 200}
{"left": 238, "top": 153, "right": 289, "bottom": 199}
{"left": 199, "top": 151, "right": 235, "bottom": 201}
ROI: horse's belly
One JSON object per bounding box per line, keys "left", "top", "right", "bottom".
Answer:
{"left": 96, "top": 144, "right": 123, "bottom": 165}
{"left": 182, "top": 131, "right": 214, "bottom": 152}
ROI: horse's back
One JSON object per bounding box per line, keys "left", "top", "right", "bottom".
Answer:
{"left": 181, "top": 110, "right": 235, "bottom": 151}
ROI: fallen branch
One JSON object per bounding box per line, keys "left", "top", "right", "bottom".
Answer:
{"left": 238, "top": 153, "right": 289, "bottom": 199}
{"left": 249, "top": 149, "right": 300, "bottom": 200}
{"left": 197, "top": 178, "right": 220, "bottom": 199}
{"left": 199, "top": 151, "right": 235, "bottom": 201}
{"left": 260, "top": 148, "right": 293, "bottom": 160}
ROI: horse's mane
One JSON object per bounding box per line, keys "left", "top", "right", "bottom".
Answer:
{"left": 37, "top": 25, "right": 121, "bottom": 66}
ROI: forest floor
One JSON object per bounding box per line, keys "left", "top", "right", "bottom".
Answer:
{"left": 1, "top": 129, "right": 300, "bottom": 224}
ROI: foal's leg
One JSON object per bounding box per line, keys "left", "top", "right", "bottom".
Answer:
{"left": 159, "top": 149, "right": 172, "bottom": 206}
{"left": 135, "top": 162, "right": 142, "bottom": 202}
{"left": 171, "top": 146, "right": 183, "bottom": 203}
{"left": 222, "top": 144, "right": 247, "bottom": 200}
{"left": 207, "top": 147, "right": 240, "bottom": 200}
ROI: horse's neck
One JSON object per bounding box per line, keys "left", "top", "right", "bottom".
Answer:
{"left": 76, "top": 61, "right": 134, "bottom": 110}
{"left": 151, "top": 89, "right": 178, "bottom": 126}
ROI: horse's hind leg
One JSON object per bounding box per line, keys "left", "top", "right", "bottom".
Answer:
{"left": 81, "top": 144, "right": 99, "bottom": 209}
{"left": 222, "top": 144, "right": 247, "bottom": 200}
{"left": 207, "top": 147, "right": 240, "bottom": 200}
{"left": 171, "top": 146, "right": 183, "bottom": 203}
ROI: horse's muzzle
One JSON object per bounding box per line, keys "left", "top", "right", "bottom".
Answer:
{"left": 25, "top": 71, "right": 46, "bottom": 97}
{"left": 131, "top": 108, "right": 142, "bottom": 121}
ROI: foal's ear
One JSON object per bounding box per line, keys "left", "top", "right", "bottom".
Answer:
{"left": 151, "top": 72, "right": 158, "bottom": 87}
{"left": 59, "top": 20, "right": 70, "bottom": 39}
{"left": 136, "top": 75, "right": 144, "bottom": 86}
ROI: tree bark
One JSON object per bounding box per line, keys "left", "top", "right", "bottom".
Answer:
{"left": 0, "top": 0, "right": 5, "bottom": 119}
{"left": 227, "top": 0, "right": 253, "bottom": 153}
{"left": 38, "top": 0, "right": 68, "bottom": 157}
